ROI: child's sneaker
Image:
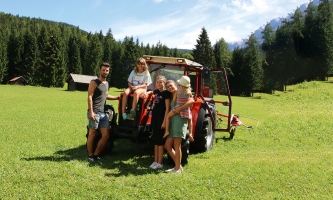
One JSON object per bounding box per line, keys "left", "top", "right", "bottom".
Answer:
{"left": 152, "top": 163, "right": 163, "bottom": 169}
{"left": 165, "top": 168, "right": 181, "bottom": 174}
{"left": 171, "top": 169, "right": 182, "bottom": 174}
{"left": 149, "top": 162, "right": 158, "bottom": 168}
{"left": 165, "top": 168, "right": 175, "bottom": 172}
{"left": 88, "top": 156, "right": 95, "bottom": 162}
{"left": 130, "top": 109, "right": 136, "bottom": 118}
{"left": 122, "top": 113, "right": 127, "bottom": 120}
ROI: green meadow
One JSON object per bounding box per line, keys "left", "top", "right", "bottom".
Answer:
{"left": 0, "top": 80, "right": 332, "bottom": 199}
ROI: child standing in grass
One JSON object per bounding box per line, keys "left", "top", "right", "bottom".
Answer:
{"left": 146, "top": 76, "right": 171, "bottom": 169}
{"left": 121, "top": 57, "right": 152, "bottom": 120}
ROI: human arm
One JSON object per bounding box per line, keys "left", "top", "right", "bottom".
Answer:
{"left": 134, "top": 72, "right": 150, "bottom": 90}
{"left": 172, "top": 97, "right": 194, "bottom": 114}
{"left": 87, "top": 80, "right": 97, "bottom": 120}
{"left": 141, "top": 88, "right": 155, "bottom": 98}
{"left": 106, "top": 95, "right": 119, "bottom": 100}
{"left": 132, "top": 84, "right": 148, "bottom": 90}
{"left": 161, "top": 98, "right": 171, "bottom": 129}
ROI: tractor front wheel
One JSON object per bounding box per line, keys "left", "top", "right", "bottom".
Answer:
{"left": 190, "top": 106, "right": 215, "bottom": 153}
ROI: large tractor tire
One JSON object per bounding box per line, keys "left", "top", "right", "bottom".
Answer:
{"left": 190, "top": 105, "right": 215, "bottom": 153}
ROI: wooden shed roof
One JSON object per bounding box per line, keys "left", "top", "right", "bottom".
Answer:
{"left": 9, "top": 76, "right": 27, "bottom": 82}
{"left": 67, "top": 73, "right": 98, "bottom": 84}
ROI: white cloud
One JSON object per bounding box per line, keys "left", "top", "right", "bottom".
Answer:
{"left": 177, "top": 29, "right": 202, "bottom": 49}
{"left": 209, "top": 26, "right": 242, "bottom": 44}
{"left": 107, "top": 0, "right": 311, "bottom": 49}
{"left": 231, "top": 0, "right": 272, "bottom": 13}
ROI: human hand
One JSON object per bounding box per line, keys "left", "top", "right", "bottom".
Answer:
{"left": 161, "top": 121, "right": 166, "bottom": 129}
{"left": 140, "top": 92, "right": 147, "bottom": 98}
{"left": 89, "top": 112, "right": 96, "bottom": 120}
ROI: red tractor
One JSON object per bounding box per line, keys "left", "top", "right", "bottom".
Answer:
{"left": 90, "top": 55, "right": 235, "bottom": 164}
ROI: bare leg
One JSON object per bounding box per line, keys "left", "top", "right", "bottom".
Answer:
{"left": 131, "top": 88, "right": 146, "bottom": 110}
{"left": 163, "top": 111, "right": 175, "bottom": 138}
{"left": 173, "top": 137, "right": 182, "bottom": 171}
{"left": 87, "top": 128, "right": 97, "bottom": 157}
{"left": 157, "top": 145, "right": 164, "bottom": 164}
{"left": 93, "top": 127, "right": 110, "bottom": 156}
{"left": 121, "top": 88, "right": 131, "bottom": 114}
{"left": 188, "top": 118, "right": 194, "bottom": 142}
{"left": 164, "top": 138, "right": 176, "bottom": 163}
{"left": 154, "top": 145, "right": 158, "bottom": 163}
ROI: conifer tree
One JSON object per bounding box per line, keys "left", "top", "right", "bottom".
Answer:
{"left": 274, "top": 22, "right": 297, "bottom": 90}
{"left": 244, "top": 34, "right": 263, "bottom": 96}
{"left": 68, "top": 35, "right": 82, "bottom": 74}
{"left": 192, "top": 27, "right": 217, "bottom": 94}
{"left": 214, "top": 38, "right": 231, "bottom": 94}
{"left": 303, "top": 1, "right": 319, "bottom": 80}
{"left": 229, "top": 47, "right": 244, "bottom": 96}
{"left": 84, "top": 33, "right": 103, "bottom": 76}
{"left": 261, "top": 23, "right": 280, "bottom": 92}
{"left": 79, "top": 35, "right": 89, "bottom": 75}
{"left": 103, "top": 28, "right": 114, "bottom": 65}
{"left": 38, "top": 27, "right": 67, "bottom": 87}
{"left": 7, "top": 31, "right": 24, "bottom": 79}
{"left": 317, "top": 0, "right": 333, "bottom": 79}
{"left": 143, "top": 43, "right": 152, "bottom": 55}
{"left": 21, "top": 29, "right": 39, "bottom": 85}
{"left": 110, "top": 41, "right": 125, "bottom": 88}
{"left": 0, "top": 38, "right": 8, "bottom": 83}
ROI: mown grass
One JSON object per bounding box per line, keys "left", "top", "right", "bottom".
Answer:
{"left": 0, "top": 81, "right": 332, "bottom": 199}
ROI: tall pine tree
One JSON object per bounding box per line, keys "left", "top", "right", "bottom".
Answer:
{"left": 317, "top": 0, "right": 333, "bottom": 79}
{"left": 244, "top": 34, "right": 263, "bottom": 96}
{"left": 192, "top": 27, "right": 217, "bottom": 94}
{"left": 21, "top": 29, "right": 39, "bottom": 85}
{"left": 214, "top": 38, "right": 231, "bottom": 94}
{"left": 68, "top": 35, "right": 82, "bottom": 74}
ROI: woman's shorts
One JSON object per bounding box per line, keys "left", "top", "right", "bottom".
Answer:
{"left": 168, "top": 114, "right": 188, "bottom": 139}
{"left": 87, "top": 112, "right": 110, "bottom": 129}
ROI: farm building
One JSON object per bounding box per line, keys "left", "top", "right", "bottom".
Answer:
{"left": 7, "top": 76, "right": 28, "bottom": 86}
{"left": 66, "top": 73, "right": 98, "bottom": 91}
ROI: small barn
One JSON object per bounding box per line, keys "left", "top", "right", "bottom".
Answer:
{"left": 7, "top": 76, "right": 28, "bottom": 86}
{"left": 66, "top": 73, "right": 98, "bottom": 91}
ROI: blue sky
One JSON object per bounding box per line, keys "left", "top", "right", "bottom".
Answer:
{"left": 0, "top": 0, "right": 311, "bottom": 49}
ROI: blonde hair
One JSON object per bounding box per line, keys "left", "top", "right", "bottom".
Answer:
{"left": 135, "top": 57, "right": 149, "bottom": 74}
{"left": 156, "top": 75, "right": 166, "bottom": 90}
{"left": 156, "top": 75, "right": 166, "bottom": 82}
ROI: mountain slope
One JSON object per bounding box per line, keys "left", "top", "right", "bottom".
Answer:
{"left": 228, "top": 0, "right": 320, "bottom": 50}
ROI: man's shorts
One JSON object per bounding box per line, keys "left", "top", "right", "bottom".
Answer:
{"left": 87, "top": 112, "right": 110, "bottom": 129}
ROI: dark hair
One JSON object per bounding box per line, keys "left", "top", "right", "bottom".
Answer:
{"left": 100, "top": 62, "right": 110, "bottom": 69}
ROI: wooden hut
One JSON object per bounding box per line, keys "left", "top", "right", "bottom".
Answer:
{"left": 66, "top": 74, "right": 98, "bottom": 91}
{"left": 7, "top": 76, "right": 28, "bottom": 86}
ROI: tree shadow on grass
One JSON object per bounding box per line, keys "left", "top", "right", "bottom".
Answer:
{"left": 21, "top": 139, "right": 166, "bottom": 177}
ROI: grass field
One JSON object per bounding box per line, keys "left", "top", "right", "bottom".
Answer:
{"left": 0, "top": 81, "right": 332, "bottom": 199}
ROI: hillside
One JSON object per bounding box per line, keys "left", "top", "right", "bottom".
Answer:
{"left": 228, "top": 0, "right": 321, "bottom": 50}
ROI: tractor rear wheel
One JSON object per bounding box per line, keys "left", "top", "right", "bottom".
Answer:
{"left": 190, "top": 106, "right": 215, "bottom": 153}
